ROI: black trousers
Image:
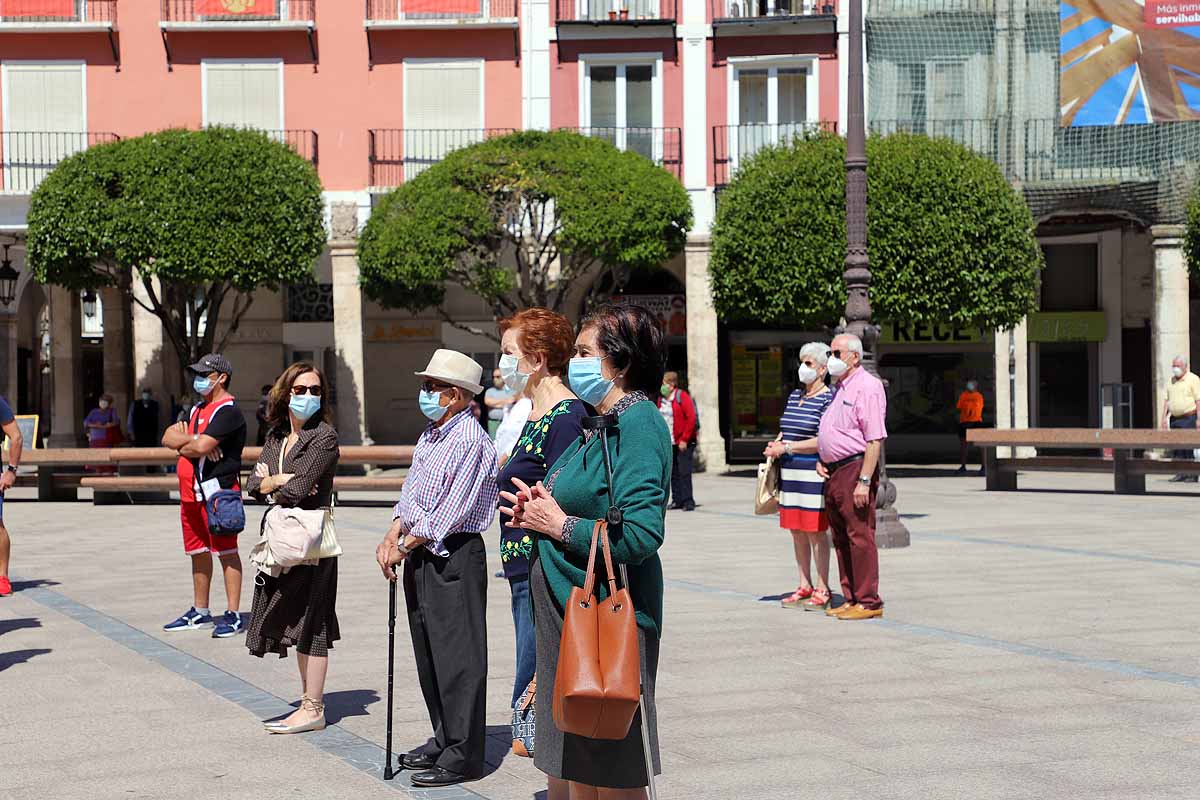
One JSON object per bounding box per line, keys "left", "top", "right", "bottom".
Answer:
{"left": 402, "top": 532, "right": 488, "bottom": 777}
{"left": 670, "top": 442, "right": 695, "bottom": 506}
{"left": 1171, "top": 415, "right": 1197, "bottom": 460}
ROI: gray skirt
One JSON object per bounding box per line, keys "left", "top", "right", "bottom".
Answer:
{"left": 531, "top": 559, "right": 661, "bottom": 788}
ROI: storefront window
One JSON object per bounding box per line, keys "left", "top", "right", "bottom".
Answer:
{"left": 878, "top": 352, "right": 994, "bottom": 435}
{"left": 730, "top": 343, "right": 810, "bottom": 437}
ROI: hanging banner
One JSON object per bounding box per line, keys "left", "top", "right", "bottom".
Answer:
{"left": 196, "top": 0, "right": 278, "bottom": 16}
{"left": 606, "top": 294, "right": 687, "bottom": 337}
{"left": 2, "top": 0, "right": 77, "bottom": 17}
{"left": 1060, "top": 0, "right": 1200, "bottom": 125}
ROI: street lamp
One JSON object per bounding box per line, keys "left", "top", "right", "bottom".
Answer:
{"left": 82, "top": 288, "right": 98, "bottom": 319}
{"left": 0, "top": 245, "right": 18, "bottom": 308}
{"left": 843, "top": 0, "right": 909, "bottom": 547}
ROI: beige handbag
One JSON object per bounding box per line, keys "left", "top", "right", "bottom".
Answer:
{"left": 249, "top": 441, "right": 341, "bottom": 579}
{"left": 754, "top": 434, "right": 782, "bottom": 515}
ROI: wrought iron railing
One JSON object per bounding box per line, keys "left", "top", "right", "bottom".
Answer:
{"left": 286, "top": 282, "right": 334, "bottom": 322}
{"left": 160, "top": 0, "right": 315, "bottom": 23}
{"left": 263, "top": 129, "right": 319, "bottom": 165}
{"left": 1020, "top": 118, "right": 1194, "bottom": 183}
{"left": 712, "top": 121, "right": 835, "bottom": 186}
{"left": 712, "top": 0, "right": 833, "bottom": 20}
{"left": 869, "top": 117, "right": 1001, "bottom": 162}
{"left": 555, "top": 0, "right": 675, "bottom": 22}
{"left": 560, "top": 127, "right": 682, "bottom": 179}
{"left": 0, "top": 131, "right": 119, "bottom": 193}
{"left": 368, "top": 128, "right": 517, "bottom": 187}
{"left": 0, "top": 0, "right": 116, "bottom": 22}
{"left": 366, "top": 0, "right": 517, "bottom": 19}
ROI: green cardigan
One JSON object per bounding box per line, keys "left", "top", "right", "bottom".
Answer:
{"left": 536, "top": 399, "right": 672, "bottom": 637}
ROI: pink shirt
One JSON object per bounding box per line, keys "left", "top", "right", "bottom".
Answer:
{"left": 817, "top": 367, "right": 888, "bottom": 463}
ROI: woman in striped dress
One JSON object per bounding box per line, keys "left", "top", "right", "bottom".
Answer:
{"left": 764, "top": 342, "right": 834, "bottom": 610}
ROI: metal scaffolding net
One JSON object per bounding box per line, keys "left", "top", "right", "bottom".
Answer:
{"left": 866, "top": 0, "right": 1200, "bottom": 224}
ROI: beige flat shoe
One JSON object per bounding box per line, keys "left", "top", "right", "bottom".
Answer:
{"left": 265, "top": 695, "right": 326, "bottom": 734}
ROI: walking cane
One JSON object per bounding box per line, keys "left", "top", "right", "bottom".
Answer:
{"left": 587, "top": 412, "right": 659, "bottom": 800}
{"left": 383, "top": 568, "right": 398, "bottom": 780}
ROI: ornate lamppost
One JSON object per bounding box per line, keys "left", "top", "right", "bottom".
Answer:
{"left": 843, "top": 0, "right": 909, "bottom": 548}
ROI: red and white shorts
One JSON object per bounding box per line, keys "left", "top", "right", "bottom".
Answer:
{"left": 180, "top": 501, "right": 239, "bottom": 556}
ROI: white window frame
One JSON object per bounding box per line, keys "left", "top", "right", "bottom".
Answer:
{"left": 895, "top": 58, "right": 967, "bottom": 129}
{"left": 200, "top": 58, "right": 285, "bottom": 130}
{"left": 401, "top": 57, "right": 486, "bottom": 130}
{"left": 578, "top": 52, "right": 664, "bottom": 159}
{"left": 726, "top": 55, "right": 819, "bottom": 173}
{"left": 1, "top": 60, "right": 88, "bottom": 132}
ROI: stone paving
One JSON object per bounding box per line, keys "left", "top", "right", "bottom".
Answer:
{"left": 1, "top": 468, "right": 1199, "bottom": 799}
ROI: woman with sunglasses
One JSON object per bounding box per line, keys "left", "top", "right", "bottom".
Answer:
{"left": 245, "top": 362, "right": 341, "bottom": 734}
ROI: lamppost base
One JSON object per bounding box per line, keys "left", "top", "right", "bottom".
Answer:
{"left": 874, "top": 506, "right": 911, "bottom": 549}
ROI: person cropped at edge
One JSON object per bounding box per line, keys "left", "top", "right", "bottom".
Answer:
{"left": 764, "top": 342, "right": 834, "bottom": 611}
{"left": 0, "top": 396, "right": 23, "bottom": 598}
{"left": 485, "top": 368, "right": 517, "bottom": 438}
{"left": 255, "top": 384, "right": 272, "bottom": 447}
{"left": 658, "top": 371, "right": 697, "bottom": 511}
{"left": 161, "top": 354, "right": 247, "bottom": 638}
{"left": 956, "top": 380, "right": 984, "bottom": 474}
{"left": 495, "top": 308, "right": 586, "bottom": 709}
{"left": 1161, "top": 355, "right": 1200, "bottom": 482}
{"left": 502, "top": 302, "right": 670, "bottom": 800}
{"left": 245, "top": 362, "right": 341, "bottom": 735}
{"left": 375, "top": 349, "right": 498, "bottom": 789}
{"left": 816, "top": 333, "right": 887, "bottom": 621}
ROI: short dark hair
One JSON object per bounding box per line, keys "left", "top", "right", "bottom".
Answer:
{"left": 580, "top": 303, "right": 666, "bottom": 399}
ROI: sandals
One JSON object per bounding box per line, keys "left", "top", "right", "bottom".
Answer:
{"left": 781, "top": 585, "right": 814, "bottom": 608}
{"left": 804, "top": 587, "right": 831, "bottom": 611}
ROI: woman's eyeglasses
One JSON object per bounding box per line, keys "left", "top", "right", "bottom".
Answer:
{"left": 291, "top": 385, "right": 323, "bottom": 397}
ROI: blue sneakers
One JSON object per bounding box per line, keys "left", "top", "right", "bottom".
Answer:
{"left": 163, "top": 607, "right": 212, "bottom": 632}
{"left": 212, "top": 611, "right": 244, "bottom": 639}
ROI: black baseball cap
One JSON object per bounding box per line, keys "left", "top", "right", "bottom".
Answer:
{"left": 187, "top": 353, "right": 233, "bottom": 378}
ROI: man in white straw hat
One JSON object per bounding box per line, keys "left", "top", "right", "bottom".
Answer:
{"left": 375, "top": 349, "right": 498, "bottom": 788}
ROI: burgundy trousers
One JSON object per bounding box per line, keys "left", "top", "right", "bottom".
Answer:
{"left": 825, "top": 460, "right": 882, "bottom": 610}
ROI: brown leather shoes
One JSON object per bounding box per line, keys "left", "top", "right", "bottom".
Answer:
{"left": 838, "top": 604, "right": 883, "bottom": 621}
{"left": 825, "top": 601, "right": 856, "bottom": 618}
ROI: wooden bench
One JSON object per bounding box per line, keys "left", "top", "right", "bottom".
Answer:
{"left": 79, "top": 474, "right": 406, "bottom": 495}
{"left": 967, "top": 428, "right": 1200, "bottom": 494}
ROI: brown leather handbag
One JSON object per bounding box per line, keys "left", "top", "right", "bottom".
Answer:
{"left": 552, "top": 520, "right": 641, "bottom": 740}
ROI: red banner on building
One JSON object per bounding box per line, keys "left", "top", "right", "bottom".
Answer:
{"left": 2, "top": 0, "right": 78, "bottom": 17}
{"left": 196, "top": 0, "right": 278, "bottom": 15}
{"left": 1144, "top": 0, "right": 1200, "bottom": 27}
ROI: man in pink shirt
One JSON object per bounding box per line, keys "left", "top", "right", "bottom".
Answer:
{"left": 816, "top": 333, "right": 887, "bottom": 620}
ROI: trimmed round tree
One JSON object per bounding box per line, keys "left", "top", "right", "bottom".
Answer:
{"left": 357, "top": 130, "right": 692, "bottom": 330}
{"left": 28, "top": 127, "right": 326, "bottom": 388}
{"left": 710, "top": 131, "right": 1042, "bottom": 331}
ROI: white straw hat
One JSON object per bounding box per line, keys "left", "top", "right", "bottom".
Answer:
{"left": 415, "top": 349, "right": 485, "bottom": 395}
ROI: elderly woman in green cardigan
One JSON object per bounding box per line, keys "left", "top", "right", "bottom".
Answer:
{"left": 501, "top": 303, "right": 671, "bottom": 800}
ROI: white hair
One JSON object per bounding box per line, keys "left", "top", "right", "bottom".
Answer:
{"left": 1174, "top": 355, "right": 1188, "bottom": 364}
{"left": 839, "top": 333, "right": 864, "bottom": 356}
{"left": 799, "top": 342, "right": 828, "bottom": 367}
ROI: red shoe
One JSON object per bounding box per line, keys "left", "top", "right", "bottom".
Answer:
{"left": 781, "top": 586, "right": 814, "bottom": 608}
{"left": 0, "top": 576, "right": 11, "bottom": 596}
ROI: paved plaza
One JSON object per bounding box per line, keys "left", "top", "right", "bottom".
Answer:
{"left": 1, "top": 469, "right": 1199, "bottom": 799}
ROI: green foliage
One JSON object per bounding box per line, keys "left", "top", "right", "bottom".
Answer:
{"left": 710, "top": 131, "right": 1043, "bottom": 331}
{"left": 1184, "top": 186, "right": 1200, "bottom": 282}
{"left": 27, "top": 128, "right": 326, "bottom": 377}
{"left": 358, "top": 130, "right": 692, "bottom": 320}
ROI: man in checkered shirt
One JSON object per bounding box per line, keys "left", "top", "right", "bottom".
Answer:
{"left": 376, "top": 349, "right": 498, "bottom": 789}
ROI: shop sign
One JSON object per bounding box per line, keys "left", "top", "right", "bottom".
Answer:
{"left": 878, "top": 321, "right": 989, "bottom": 345}
{"left": 607, "top": 294, "right": 686, "bottom": 336}
{"left": 367, "top": 322, "right": 439, "bottom": 342}
{"left": 1027, "top": 311, "right": 1107, "bottom": 343}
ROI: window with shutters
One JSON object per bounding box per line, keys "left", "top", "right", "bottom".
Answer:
{"left": 402, "top": 60, "right": 484, "bottom": 179}
{"left": 580, "top": 56, "right": 662, "bottom": 162}
{"left": 1, "top": 62, "right": 86, "bottom": 192}
{"left": 729, "top": 60, "right": 815, "bottom": 170}
{"left": 202, "top": 60, "right": 284, "bottom": 131}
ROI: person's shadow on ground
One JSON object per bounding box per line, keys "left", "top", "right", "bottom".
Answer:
{"left": 321, "top": 689, "right": 381, "bottom": 725}
{"left": 0, "top": 648, "right": 51, "bottom": 673}
{"left": 0, "top": 617, "right": 42, "bottom": 638}
{"left": 9, "top": 579, "right": 61, "bottom": 592}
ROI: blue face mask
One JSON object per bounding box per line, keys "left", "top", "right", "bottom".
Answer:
{"left": 289, "top": 393, "right": 322, "bottom": 422}
{"left": 193, "top": 376, "right": 214, "bottom": 396}
{"left": 568, "top": 357, "right": 615, "bottom": 407}
{"left": 419, "top": 390, "right": 449, "bottom": 422}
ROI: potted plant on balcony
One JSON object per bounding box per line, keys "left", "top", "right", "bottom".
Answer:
{"left": 821, "top": 1, "right": 833, "bottom": 12}
{"left": 608, "top": 9, "right": 618, "bottom": 18}
{"left": 619, "top": 6, "right": 630, "bottom": 18}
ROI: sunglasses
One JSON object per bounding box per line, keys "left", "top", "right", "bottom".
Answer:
{"left": 291, "top": 385, "right": 323, "bottom": 397}
{"left": 421, "top": 381, "right": 455, "bottom": 394}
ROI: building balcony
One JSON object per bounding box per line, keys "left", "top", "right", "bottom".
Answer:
{"left": 364, "top": 0, "right": 518, "bottom": 28}
{"left": 711, "top": 0, "right": 835, "bottom": 37}
{"left": 712, "top": 121, "right": 834, "bottom": 187}
{"left": 554, "top": 0, "right": 676, "bottom": 39}
{"left": 264, "top": 129, "right": 319, "bottom": 166}
{"left": 368, "top": 128, "right": 517, "bottom": 189}
{"left": 0, "top": 131, "right": 119, "bottom": 194}
{"left": 561, "top": 126, "right": 682, "bottom": 179}
{"left": 160, "top": 0, "right": 315, "bottom": 27}
{"left": 0, "top": 0, "right": 115, "bottom": 29}
{"left": 869, "top": 118, "right": 1001, "bottom": 162}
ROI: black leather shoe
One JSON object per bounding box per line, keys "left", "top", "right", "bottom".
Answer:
{"left": 399, "top": 751, "right": 436, "bottom": 771}
{"left": 411, "top": 766, "right": 473, "bottom": 787}
{"left": 682, "top": 502, "right": 696, "bottom": 511}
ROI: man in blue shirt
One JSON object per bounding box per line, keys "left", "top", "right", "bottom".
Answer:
{"left": 0, "top": 396, "right": 24, "bottom": 597}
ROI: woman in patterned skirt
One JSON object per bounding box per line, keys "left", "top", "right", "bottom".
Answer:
{"left": 245, "top": 362, "right": 341, "bottom": 734}
{"left": 764, "top": 342, "right": 834, "bottom": 610}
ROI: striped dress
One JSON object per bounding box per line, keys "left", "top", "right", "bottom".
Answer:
{"left": 778, "top": 388, "right": 834, "bottom": 532}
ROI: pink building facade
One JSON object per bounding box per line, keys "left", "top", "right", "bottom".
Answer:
{"left": 0, "top": 0, "right": 842, "bottom": 466}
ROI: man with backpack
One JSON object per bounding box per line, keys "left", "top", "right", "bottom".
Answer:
{"left": 161, "top": 353, "right": 247, "bottom": 638}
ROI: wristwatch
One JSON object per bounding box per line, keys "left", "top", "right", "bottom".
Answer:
{"left": 5, "top": 465, "right": 16, "bottom": 474}
{"left": 857, "top": 476, "right": 871, "bottom": 486}
{"left": 395, "top": 538, "right": 412, "bottom": 556}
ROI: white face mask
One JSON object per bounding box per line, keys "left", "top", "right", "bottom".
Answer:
{"left": 98, "top": 400, "right": 110, "bottom": 409}
{"left": 498, "top": 353, "right": 530, "bottom": 393}
{"left": 1173, "top": 366, "right": 1185, "bottom": 379}
{"left": 827, "top": 356, "right": 850, "bottom": 378}
{"left": 798, "top": 364, "right": 819, "bottom": 385}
